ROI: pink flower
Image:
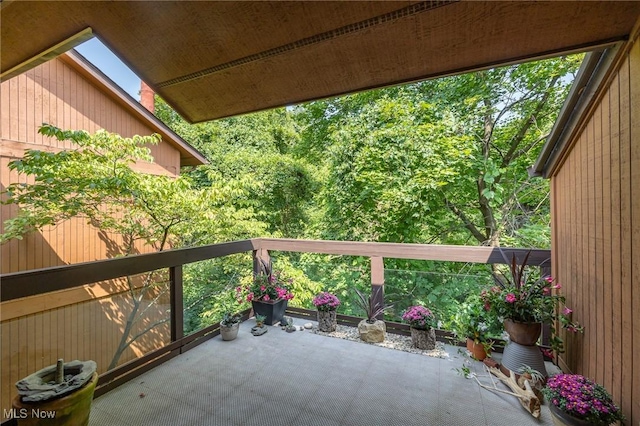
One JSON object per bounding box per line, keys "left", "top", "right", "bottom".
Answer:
{"left": 543, "top": 287, "right": 551, "bottom": 296}
{"left": 247, "top": 292, "right": 254, "bottom": 302}
{"left": 545, "top": 276, "right": 554, "bottom": 283}
{"left": 263, "top": 294, "right": 270, "bottom": 301}
{"left": 505, "top": 293, "right": 517, "bottom": 303}
{"left": 552, "top": 283, "right": 562, "bottom": 290}
{"left": 260, "top": 285, "right": 266, "bottom": 292}
{"left": 562, "top": 307, "right": 573, "bottom": 315}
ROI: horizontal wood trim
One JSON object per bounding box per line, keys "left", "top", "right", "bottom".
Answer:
{"left": 253, "top": 238, "right": 551, "bottom": 265}
{"left": 1, "top": 239, "right": 550, "bottom": 304}
{"left": 0, "top": 278, "right": 142, "bottom": 321}
{"left": 0, "top": 240, "right": 255, "bottom": 302}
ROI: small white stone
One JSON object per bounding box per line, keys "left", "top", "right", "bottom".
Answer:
{"left": 304, "top": 323, "right": 313, "bottom": 329}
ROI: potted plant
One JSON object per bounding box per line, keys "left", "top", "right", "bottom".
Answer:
{"left": 401, "top": 305, "right": 437, "bottom": 350}
{"left": 542, "top": 374, "right": 624, "bottom": 425}
{"left": 451, "top": 294, "right": 501, "bottom": 360}
{"left": 12, "top": 359, "right": 97, "bottom": 426}
{"left": 312, "top": 292, "right": 340, "bottom": 332}
{"left": 236, "top": 264, "right": 294, "bottom": 326}
{"left": 481, "top": 250, "right": 582, "bottom": 353}
{"left": 251, "top": 314, "right": 268, "bottom": 336}
{"left": 220, "top": 312, "right": 241, "bottom": 341}
{"left": 353, "top": 288, "right": 391, "bottom": 343}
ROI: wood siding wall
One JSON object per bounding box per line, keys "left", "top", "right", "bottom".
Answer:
{"left": 0, "top": 54, "right": 182, "bottom": 273}
{"left": 0, "top": 56, "right": 181, "bottom": 413}
{"left": 551, "top": 39, "right": 640, "bottom": 424}
{"left": 0, "top": 277, "right": 171, "bottom": 413}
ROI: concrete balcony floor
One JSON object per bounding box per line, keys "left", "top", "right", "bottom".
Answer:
{"left": 89, "top": 320, "right": 559, "bottom": 426}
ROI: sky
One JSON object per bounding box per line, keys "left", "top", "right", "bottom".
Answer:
{"left": 75, "top": 38, "right": 142, "bottom": 101}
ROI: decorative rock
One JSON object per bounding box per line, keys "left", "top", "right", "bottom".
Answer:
{"left": 304, "top": 323, "right": 313, "bottom": 329}
{"left": 16, "top": 360, "right": 97, "bottom": 402}
{"left": 357, "top": 319, "right": 386, "bottom": 343}
{"left": 251, "top": 326, "right": 268, "bottom": 336}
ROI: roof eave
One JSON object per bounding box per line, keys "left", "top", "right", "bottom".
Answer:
{"left": 62, "top": 50, "right": 208, "bottom": 167}
{"left": 530, "top": 44, "right": 623, "bottom": 179}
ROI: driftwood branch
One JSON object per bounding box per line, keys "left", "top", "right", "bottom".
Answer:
{"left": 481, "top": 366, "right": 541, "bottom": 419}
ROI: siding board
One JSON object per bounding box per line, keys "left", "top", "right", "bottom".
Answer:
{"left": 552, "top": 39, "right": 639, "bottom": 424}
{"left": 600, "top": 83, "right": 613, "bottom": 394}
{"left": 628, "top": 37, "right": 640, "bottom": 424}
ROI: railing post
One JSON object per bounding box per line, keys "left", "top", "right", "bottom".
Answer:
{"left": 170, "top": 265, "right": 184, "bottom": 342}
{"left": 253, "top": 248, "right": 271, "bottom": 276}
{"left": 371, "top": 256, "right": 385, "bottom": 320}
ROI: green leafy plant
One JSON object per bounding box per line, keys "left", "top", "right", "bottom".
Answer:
{"left": 220, "top": 312, "right": 241, "bottom": 327}
{"left": 255, "top": 314, "right": 266, "bottom": 327}
{"left": 451, "top": 294, "right": 501, "bottom": 345}
{"left": 481, "top": 250, "right": 582, "bottom": 353}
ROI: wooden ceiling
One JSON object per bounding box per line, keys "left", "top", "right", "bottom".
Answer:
{"left": 2, "top": 1, "right": 640, "bottom": 123}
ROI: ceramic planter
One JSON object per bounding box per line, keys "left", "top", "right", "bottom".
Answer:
{"left": 548, "top": 403, "right": 593, "bottom": 426}
{"left": 220, "top": 322, "right": 240, "bottom": 341}
{"left": 12, "top": 372, "right": 98, "bottom": 426}
{"left": 251, "top": 299, "right": 287, "bottom": 325}
{"left": 503, "top": 319, "right": 542, "bottom": 345}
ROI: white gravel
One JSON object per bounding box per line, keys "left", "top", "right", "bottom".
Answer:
{"left": 312, "top": 324, "right": 449, "bottom": 359}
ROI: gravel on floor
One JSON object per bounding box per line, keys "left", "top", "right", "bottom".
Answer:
{"left": 312, "top": 324, "right": 450, "bottom": 358}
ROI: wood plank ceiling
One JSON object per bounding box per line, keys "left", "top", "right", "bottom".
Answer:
{"left": 2, "top": 1, "right": 640, "bottom": 123}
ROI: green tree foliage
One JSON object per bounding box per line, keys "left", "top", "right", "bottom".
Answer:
{"left": 297, "top": 55, "right": 581, "bottom": 248}
{"left": 156, "top": 100, "right": 319, "bottom": 238}
{"left": 1, "top": 124, "right": 263, "bottom": 368}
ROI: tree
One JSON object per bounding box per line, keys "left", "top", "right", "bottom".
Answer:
{"left": 297, "top": 55, "right": 581, "bottom": 248}
{"left": 155, "top": 99, "right": 319, "bottom": 238}
{"left": 1, "top": 124, "right": 262, "bottom": 368}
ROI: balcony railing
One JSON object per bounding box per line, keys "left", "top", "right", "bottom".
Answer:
{"left": 0, "top": 238, "right": 550, "bottom": 422}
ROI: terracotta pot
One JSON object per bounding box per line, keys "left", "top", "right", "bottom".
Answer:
{"left": 503, "top": 319, "right": 542, "bottom": 346}
{"left": 549, "top": 403, "right": 593, "bottom": 426}
{"left": 466, "top": 338, "right": 489, "bottom": 360}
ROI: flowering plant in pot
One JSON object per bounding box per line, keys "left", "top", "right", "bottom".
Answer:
{"left": 236, "top": 264, "right": 294, "bottom": 326}
{"left": 542, "top": 374, "right": 624, "bottom": 425}
{"left": 481, "top": 250, "right": 582, "bottom": 353}
{"left": 312, "top": 292, "right": 340, "bottom": 332}
{"left": 402, "top": 305, "right": 437, "bottom": 350}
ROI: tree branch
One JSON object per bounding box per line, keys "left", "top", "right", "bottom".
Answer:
{"left": 445, "top": 197, "right": 487, "bottom": 244}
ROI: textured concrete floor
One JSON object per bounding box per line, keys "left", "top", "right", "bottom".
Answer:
{"left": 89, "top": 320, "right": 558, "bottom": 426}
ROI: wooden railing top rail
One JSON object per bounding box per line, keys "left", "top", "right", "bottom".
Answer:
{"left": 0, "top": 238, "right": 550, "bottom": 302}
{"left": 0, "top": 240, "right": 255, "bottom": 302}
{"left": 253, "top": 238, "right": 551, "bottom": 265}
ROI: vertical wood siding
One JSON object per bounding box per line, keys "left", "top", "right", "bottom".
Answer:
{"left": 552, "top": 39, "right": 640, "bottom": 424}
{"left": 1, "top": 56, "right": 183, "bottom": 412}
{"left": 0, "top": 279, "right": 171, "bottom": 413}
{"left": 0, "top": 56, "right": 181, "bottom": 274}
